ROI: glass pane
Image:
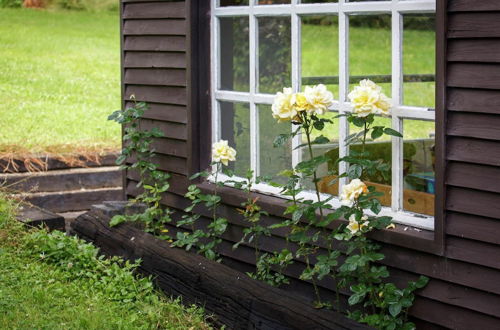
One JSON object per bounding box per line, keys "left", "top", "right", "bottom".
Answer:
{"left": 348, "top": 117, "right": 392, "bottom": 206}
{"left": 301, "top": 0, "right": 337, "bottom": 3}
{"left": 302, "top": 112, "right": 340, "bottom": 196}
{"left": 301, "top": 15, "right": 339, "bottom": 99}
{"left": 258, "top": 105, "right": 292, "bottom": 183}
{"left": 220, "top": 17, "right": 250, "bottom": 92}
{"left": 403, "top": 14, "right": 435, "bottom": 108}
{"left": 220, "top": 101, "right": 251, "bottom": 177}
{"left": 258, "top": 16, "right": 291, "bottom": 94}
{"left": 258, "top": 0, "right": 291, "bottom": 4}
{"left": 220, "top": 0, "right": 249, "bottom": 6}
{"left": 403, "top": 119, "right": 435, "bottom": 216}
{"left": 349, "top": 14, "right": 392, "bottom": 100}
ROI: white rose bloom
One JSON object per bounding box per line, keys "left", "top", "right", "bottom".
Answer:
{"left": 347, "top": 214, "right": 369, "bottom": 235}
{"left": 272, "top": 87, "right": 297, "bottom": 122}
{"left": 304, "top": 84, "right": 334, "bottom": 116}
{"left": 348, "top": 80, "right": 392, "bottom": 117}
{"left": 340, "top": 179, "right": 368, "bottom": 205}
{"left": 212, "top": 140, "right": 237, "bottom": 166}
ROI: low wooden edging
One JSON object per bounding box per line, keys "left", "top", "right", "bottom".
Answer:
{"left": 69, "top": 202, "right": 369, "bottom": 330}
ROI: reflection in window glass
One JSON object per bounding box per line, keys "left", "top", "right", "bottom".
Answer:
{"left": 258, "top": 0, "right": 291, "bottom": 4}
{"left": 220, "top": 0, "right": 249, "bottom": 6}
{"left": 301, "top": 0, "right": 337, "bottom": 3}
{"left": 403, "top": 119, "right": 435, "bottom": 216}
{"left": 403, "top": 14, "right": 435, "bottom": 108}
{"left": 303, "top": 112, "right": 339, "bottom": 196}
{"left": 258, "top": 16, "right": 291, "bottom": 94}
{"left": 220, "top": 17, "right": 249, "bottom": 92}
{"left": 348, "top": 117, "right": 392, "bottom": 205}
{"left": 220, "top": 102, "right": 251, "bottom": 177}
{"left": 259, "top": 105, "right": 292, "bottom": 183}
{"left": 301, "top": 15, "right": 339, "bottom": 99}
{"left": 349, "top": 14, "right": 391, "bottom": 100}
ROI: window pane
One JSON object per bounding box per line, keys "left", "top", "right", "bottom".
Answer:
{"left": 403, "top": 14, "right": 435, "bottom": 108}
{"left": 258, "top": 16, "right": 291, "bottom": 94}
{"left": 349, "top": 14, "right": 392, "bottom": 100}
{"left": 258, "top": 0, "right": 291, "bottom": 4}
{"left": 304, "top": 112, "right": 339, "bottom": 196}
{"left": 301, "top": 15, "right": 339, "bottom": 99}
{"left": 258, "top": 105, "right": 292, "bottom": 183}
{"left": 220, "top": 17, "right": 250, "bottom": 92}
{"left": 348, "top": 117, "right": 392, "bottom": 206}
{"left": 403, "top": 119, "right": 435, "bottom": 216}
{"left": 220, "top": 101, "right": 251, "bottom": 177}
{"left": 220, "top": 0, "right": 249, "bottom": 6}
{"left": 301, "top": 0, "right": 337, "bottom": 3}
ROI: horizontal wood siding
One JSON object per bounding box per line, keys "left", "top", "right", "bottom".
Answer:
{"left": 120, "top": 1, "right": 500, "bottom": 329}
{"left": 121, "top": 0, "right": 189, "bottom": 196}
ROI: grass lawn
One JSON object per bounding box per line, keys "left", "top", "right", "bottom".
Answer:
{"left": 0, "top": 196, "right": 211, "bottom": 329}
{"left": 0, "top": 8, "right": 121, "bottom": 155}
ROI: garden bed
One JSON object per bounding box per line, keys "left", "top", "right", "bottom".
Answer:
{"left": 69, "top": 202, "right": 369, "bottom": 330}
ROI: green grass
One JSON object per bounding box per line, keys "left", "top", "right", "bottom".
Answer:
{"left": 0, "top": 8, "right": 121, "bottom": 154}
{"left": 0, "top": 196, "right": 211, "bottom": 329}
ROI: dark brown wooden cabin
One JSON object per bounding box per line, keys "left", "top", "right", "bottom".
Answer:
{"left": 119, "top": 0, "right": 500, "bottom": 328}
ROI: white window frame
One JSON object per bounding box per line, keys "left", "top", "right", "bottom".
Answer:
{"left": 210, "top": 0, "right": 436, "bottom": 230}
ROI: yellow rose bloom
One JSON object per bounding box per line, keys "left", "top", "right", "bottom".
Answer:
{"left": 347, "top": 214, "right": 369, "bottom": 235}
{"left": 304, "top": 84, "right": 334, "bottom": 115}
{"left": 272, "top": 87, "right": 297, "bottom": 123}
{"left": 340, "top": 179, "right": 368, "bottom": 205}
{"left": 293, "top": 92, "right": 311, "bottom": 113}
{"left": 212, "top": 140, "right": 237, "bottom": 166}
{"left": 348, "top": 79, "right": 392, "bottom": 117}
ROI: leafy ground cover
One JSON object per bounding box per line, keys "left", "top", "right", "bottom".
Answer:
{"left": 0, "top": 195, "right": 212, "bottom": 329}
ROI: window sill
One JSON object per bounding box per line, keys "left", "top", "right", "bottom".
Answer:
{"left": 197, "top": 180, "right": 444, "bottom": 256}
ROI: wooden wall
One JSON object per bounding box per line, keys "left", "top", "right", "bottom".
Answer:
{"left": 121, "top": 1, "right": 500, "bottom": 329}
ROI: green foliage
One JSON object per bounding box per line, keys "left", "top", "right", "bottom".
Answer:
{"left": 0, "top": 199, "right": 211, "bottom": 329}
{"left": 108, "top": 100, "right": 173, "bottom": 235}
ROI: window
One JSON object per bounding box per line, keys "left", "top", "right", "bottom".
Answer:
{"left": 211, "top": 0, "right": 436, "bottom": 229}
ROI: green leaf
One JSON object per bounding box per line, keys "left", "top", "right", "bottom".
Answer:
{"left": 313, "top": 120, "right": 325, "bottom": 131}
{"left": 312, "top": 135, "right": 330, "bottom": 145}
{"left": 348, "top": 164, "right": 363, "bottom": 179}
{"left": 371, "top": 126, "right": 384, "bottom": 140}
{"left": 389, "top": 303, "right": 402, "bottom": 317}
{"left": 109, "top": 215, "right": 127, "bottom": 227}
{"left": 384, "top": 127, "right": 403, "bottom": 137}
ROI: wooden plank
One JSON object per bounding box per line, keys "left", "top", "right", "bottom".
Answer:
{"left": 447, "top": 237, "right": 500, "bottom": 269}
{"left": 151, "top": 139, "right": 188, "bottom": 158}
{"left": 448, "top": 39, "right": 500, "bottom": 63}
{"left": 448, "top": 88, "right": 500, "bottom": 114}
{"left": 139, "top": 118, "right": 187, "bottom": 140}
{"left": 124, "top": 52, "right": 186, "bottom": 68}
{"left": 447, "top": 161, "right": 500, "bottom": 194}
{"left": 448, "top": 0, "right": 500, "bottom": 12}
{"left": 124, "top": 101, "right": 187, "bottom": 124}
{"left": 448, "top": 12, "right": 500, "bottom": 38}
{"left": 0, "top": 153, "right": 118, "bottom": 173}
{"left": 381, "top": 244, "right": 500, "bottom": 295}
{"left": 69, "top": 207, "right": 368, "bottom": 330}
{"left": 0, "top": 167, "right": 121, "bottom": 193}
{"left": 447, "top": 187, "right": 500, "bottom": 220}
{"left": 124, "top": 68, "right": 186, "bottom": 86}
{"left": 124, "top": 85, "right": 187, "bottom": 105}
{"left": 411, "top": 297, "right": 500, "bottom": 330}
{"left": 123, "top": 19, "right": 186, "bottom": 36}
{"left": 127, "top": 154, "right": 187, "bottom": 175}
{"left": 447, "top": 137, "right": 500, "bottom": 166}
{"left": 25, "top": 188, "right": 123, "bottom": 213}
{"left": 124, "top": 35, "right": 186, "bottom": 52}
{"left": 447, "top": 112, "right": 500, "bottom": 141}
{"left": 123, "top": 2, "right": 185, "bottom": 19}
{"left": 448, "top": 63, "right": 500, "bottom": 90}
{"left": 447, "top": 212, "right": 500, "bottom": 245}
